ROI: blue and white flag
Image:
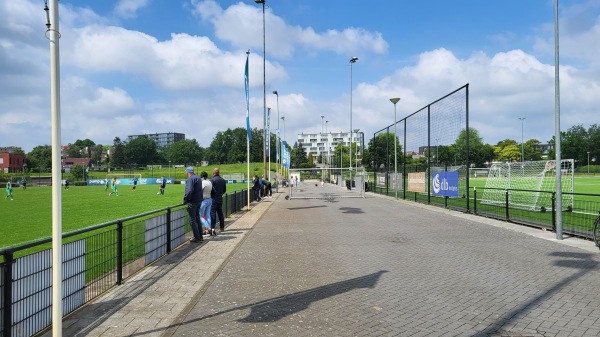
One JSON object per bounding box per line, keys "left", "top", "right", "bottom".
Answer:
{"left": 266, "top": 107, "right": 270, "bottom": 157}
{"left": 245, "top": 52, "right": 252, "bottom": 141}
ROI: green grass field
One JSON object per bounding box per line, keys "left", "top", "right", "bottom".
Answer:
{"left": 0, "top": 181, "right": 250, "bottom": 249}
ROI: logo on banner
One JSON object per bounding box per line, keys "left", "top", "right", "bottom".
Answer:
{"left": 431, "top": 171, "right": 459, "bottom": 197}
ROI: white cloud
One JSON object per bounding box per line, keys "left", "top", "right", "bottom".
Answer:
{"left": 193, "top": 0, "right": 388, "bottom": 59}
{"left": 114, "top": 0, "right": 149, "bottom": 19}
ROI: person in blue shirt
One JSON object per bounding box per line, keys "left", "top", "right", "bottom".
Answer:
{"left": 132, "top": 176, "right": 138, "bottom": 191}
{"left": 158, "top": 176, "right": 166, "bottom": 195}
{"left": 21, "top": 177, "right": 27, "bottom": 190}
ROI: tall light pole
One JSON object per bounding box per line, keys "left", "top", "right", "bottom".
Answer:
{"left": 326, "top": 120, "right": 329, "bottom": 168}
{"left": 281, "top": 116, "right": 286, "bottom": 179}
{"left": 349, "top": 56, "right": 358, "bottom": 186}
{"left": 588, "top": 151, "right": 590, "bottom": 174}
{"left": 354, "top": 128, "right": 360, "bottom": 172}
{"left": 255, "top": 0, "right": 267, "bottom": 179}
{"left": 321, "top": 115, "right": 325, "bottom": 166}
{"left": 518, "top": 117, "right": 526, "bottom": 163}
{"left": 390, "top": 98, "right": 400, "bottom": 199}
{"left": 273, "top": 90, "right": 280, "bottom": 175}
{"left": 554, "top": 0, "right": 563, "bottom": 240}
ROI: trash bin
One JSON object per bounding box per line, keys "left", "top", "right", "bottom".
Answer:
{"left": 346, "top": 180, "right": 351, "bottom": 190}
{"left": 365, "top": 182, "right": 369, "bottom": 192}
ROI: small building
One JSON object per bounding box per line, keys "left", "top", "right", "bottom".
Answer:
{"left": 0, "top": 152, "right": 26, "bottom": 173}
{"left": 62, "top": 158, "right": 91, "bottom": 171}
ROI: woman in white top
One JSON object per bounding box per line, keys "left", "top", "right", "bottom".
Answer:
{"left": 199, "top": 171, "right": 214, "bottom": 236}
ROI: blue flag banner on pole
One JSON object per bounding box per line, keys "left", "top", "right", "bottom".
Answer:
{"left": 266, "top": 108, "right": 270, "bottom": 156}
{"left": 245, "top": 52, "right": 252, "bottom": 141}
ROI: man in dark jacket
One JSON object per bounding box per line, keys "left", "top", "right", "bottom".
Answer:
{"left": 210, "top": 167, "right": 227, "bottom": 232}
{"left": 183, "top": 167, "right": 203, "bottom": 242}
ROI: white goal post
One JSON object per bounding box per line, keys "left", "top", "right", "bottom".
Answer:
{"left": 480, "top": 160, "right": 574, "bottom": 211}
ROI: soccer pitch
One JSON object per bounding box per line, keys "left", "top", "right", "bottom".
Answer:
{"left": 0, "top": 183, "right": 245, "bottom": 249}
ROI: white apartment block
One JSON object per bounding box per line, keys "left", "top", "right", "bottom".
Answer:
{"left": 296, "top": 131, "right": 364, "bottom": 164}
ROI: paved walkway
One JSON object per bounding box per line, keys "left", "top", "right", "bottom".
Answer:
{"left": 46, "top": 182, "right": 600, "bottom": 337}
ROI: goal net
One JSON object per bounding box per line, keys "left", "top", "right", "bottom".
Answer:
{"left": 480, "top": 159, "right": 574, "bottom": 211}
{"left": 286, "top": 167, "right": 366, "bottom": 200}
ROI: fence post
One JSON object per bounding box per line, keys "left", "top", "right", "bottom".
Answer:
{"left": 505, "top": 189, "right": 510, "bottom": 220}
{"left": 473, "top": 187, "right": 477, "bottom": 214}
{"left": 166, "top": 208, "right": 172, "bottom": 253}
{"left": 116, "top": 221, "right": 124, "bottom": 285}
{"left": 2, "top": 252, "right": 14, "bottom": 337}
{"left": 551, "top": 192, "right": 556, "bottom": 232}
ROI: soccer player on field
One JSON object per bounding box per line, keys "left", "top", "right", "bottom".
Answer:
{"left": 158, "top": 176, "right": 166, "bottom": 195}
{"left": 104, "top": 179, "right": 109, "bottom": 191}
{"left": 109, "top": 177, "right": 119, "bottom": 196}
{"left": 5, "top": 181, "right": 14, "bottom": 200}
{"left": 132, "top": 176, "right": 138, "bottom": 191}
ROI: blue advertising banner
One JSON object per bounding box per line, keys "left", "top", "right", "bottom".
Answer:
{"left": 431, "top": 171, "right": 459, "bottom": 198}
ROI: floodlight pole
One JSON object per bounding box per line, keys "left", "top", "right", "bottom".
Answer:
{"left": 349, "top": 57, "right": 358, "bottom": 188}
{"left": 587, "top": 151, "right": 590, "bottom": 174}
{"left": 255, "top": 0, "right": 267, "bottom": 179}
{"left": 519, "top": 117, "right": 526, "bottom": 163}
{"left": 554, "top": 0, "right": 563, "bottom": 240}
{"left": 390, "top": 98, "right": 400, "bottom": 199}
{"left": 273, "top": 91, "right": 280, "bottom": 176}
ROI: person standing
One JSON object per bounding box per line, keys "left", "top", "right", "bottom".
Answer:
{"left": 158, "top": 175, "right": 166, "bottom": 195}
{"left": 64, "top": 179, "right": 70, "bottom": 190}
{"left": 263, "top": 177, "right": 272, "bottom": 198}
{"left": 109, "top": 177, "right": 119, "bottom": 196}
{"left": 210, "top": 167, "right": 226, "bottom": 232}
{"left": 104, "top": 178, "right": 110, "bottom": 192}
{"left": 199, "top": 171, "right": 214, "bottom": 236}
{"left": 5, "top": 181, "right": 13, "bottom": 200}
{"left": 183, "top": 167, "right": 203, "bottom": 243}
{"left": 132, "top": 176, "right": 138, "bottom": 191}
{"left": 21, "top": 177, "right": 27, "bottom": 190}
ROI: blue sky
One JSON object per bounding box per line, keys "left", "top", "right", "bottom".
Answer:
{"left": 1, "top": 0, "right": 599, "bottom": 153}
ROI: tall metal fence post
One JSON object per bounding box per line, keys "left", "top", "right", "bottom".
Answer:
{"left": 551, "top": 192, "right": 556, "bottom": 232}
{"left": 505, "top": 190, "right": 510, "bottom": 220}
{"left": 473, "top": 187, "right": 477, "bottom": 214}
{"left": 2, "top": 252, "right": 14, "bottom": 337}
{"left": 116, "top": 221, "right": 124, "bottom": 285}
{"left": 166, "top": 208, "right": 172, "bottom": 253}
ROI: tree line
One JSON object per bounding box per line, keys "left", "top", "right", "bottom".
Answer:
{"left": 22, "top": 123, "right": 600, "bottom": 173}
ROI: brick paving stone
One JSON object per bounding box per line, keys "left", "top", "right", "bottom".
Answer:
{"left": 42, "top": 184, "right": 600, "bottom": 337}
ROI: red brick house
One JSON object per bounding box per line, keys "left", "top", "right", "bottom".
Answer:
{"left": 0, "top": 152, "right": 26, "bottom": 173}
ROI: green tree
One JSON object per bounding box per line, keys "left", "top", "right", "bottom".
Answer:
{"left": 66, "top": 144, "right": 83, "bottom": 158}
{"left": 27, "top": 145, "right": 52, "bottom": 171}
{"left": 364, "top": 132, "right": 402, "bottom": 172}
{"left": 124, "top": 136, "right": 158, "bottom": 166}
{"left": 165, "top": 139, "right": 203, "bottom": 165}
{"left": 70, "top": 164, "right": 85, "bottom": 181}
{"left": 73, "top": 139, "right": 96, "bottom": 157}
{"left": 523, "top": 139, "right": 543, "bottom": 161}
{"left": 110, "top": 137, "right": 126, "bottom": 168}
{"left": 497, "top": 144, "right": 520, "bottom": 162}
{"left": 452, "top": 128, "right": 487, "bottom": 167}
{"left": 291, "top": 143, "right": 309, "bottom": 168}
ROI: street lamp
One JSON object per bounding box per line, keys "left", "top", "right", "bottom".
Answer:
{"left": 390, "top": 98, "right": 400, "bottom": 199}
{"left": 519, "top": 117, "right": 526, "bottom": 163}
{"left": 255, "top": 0, "right": 267, "bottom": 179}
{"left": 349, "top": 56, "right": 358, "bottom": 186}
{"left": 168, "top": 160, "right": 171, "bottom": 178}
